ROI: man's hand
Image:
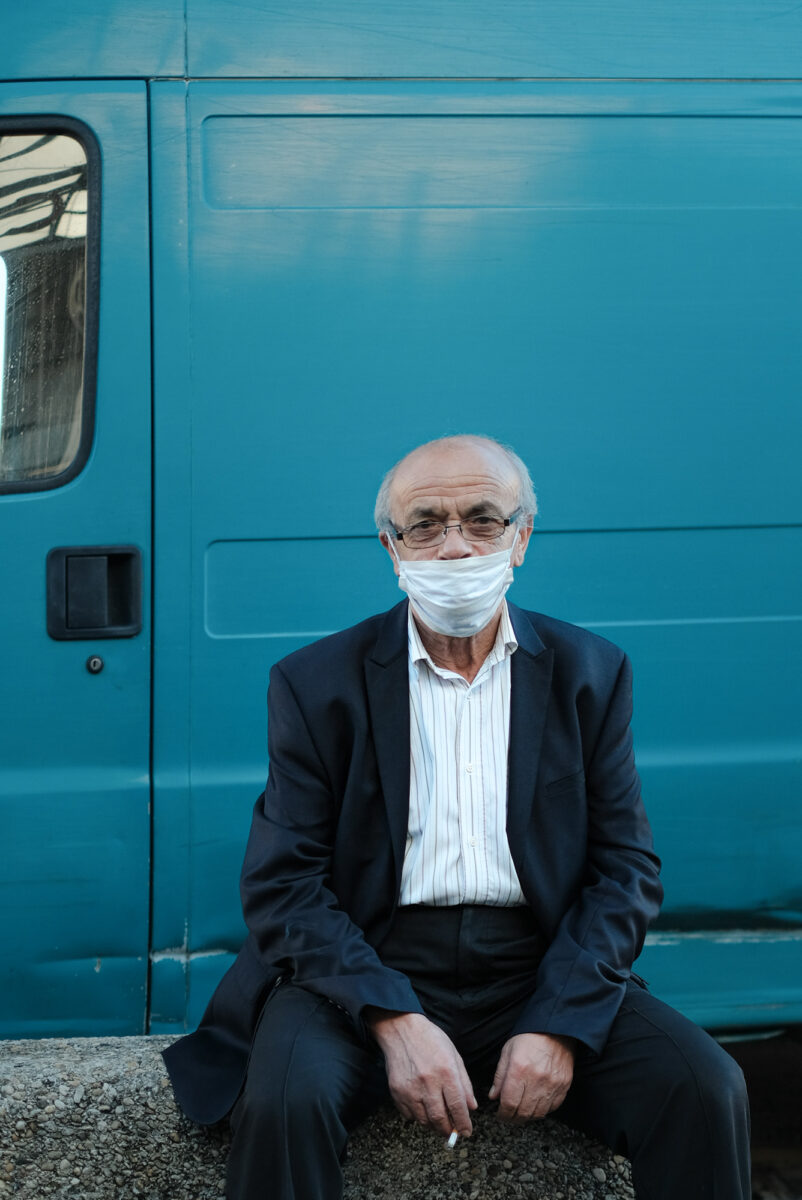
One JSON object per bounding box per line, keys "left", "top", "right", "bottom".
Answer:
{"left": 366, "top": 1009, "right": 477, "bottom": 1136}
{"left": 489, "top": 1033, "right": 576, "bottom": 1122}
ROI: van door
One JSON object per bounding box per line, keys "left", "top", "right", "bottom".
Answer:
{"left": 0, "top": 85, "right": 151, "bottom": 1036}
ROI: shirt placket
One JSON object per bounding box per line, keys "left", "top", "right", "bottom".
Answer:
{"left": 457, "top": 672, "right": 486, "bottom": 902}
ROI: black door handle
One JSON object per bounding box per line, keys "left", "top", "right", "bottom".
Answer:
{"left": 47, "top": 546, "right": 142, "bottom": 640}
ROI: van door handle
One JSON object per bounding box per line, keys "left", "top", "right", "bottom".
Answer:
{"left": 47, "top": 546, "right": 142, "bottom": 639}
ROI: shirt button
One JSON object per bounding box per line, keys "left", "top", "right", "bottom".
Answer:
{"left": 466, "top": 763, "right": 474, "bottom": 773}
{"left": 469, "top": 837, "right": 477, "bottom": 847}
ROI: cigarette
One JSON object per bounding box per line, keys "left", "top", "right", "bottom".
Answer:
{"left": 447, "top": 1130, "right": 459, "bottom": 1149}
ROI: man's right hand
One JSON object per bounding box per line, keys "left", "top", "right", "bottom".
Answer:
{"left": 365, "top": 1009, "right": 477, "bottom": 1137}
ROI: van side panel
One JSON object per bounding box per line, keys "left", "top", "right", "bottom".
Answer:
{"left": 186, "top": 0, "right": 802, "bottom": 79}
{"left": 0, "top": 2, "right": 184, "bottom": 81}
{"left": 149, "top": 80, "right": 802, "bottom": 1031}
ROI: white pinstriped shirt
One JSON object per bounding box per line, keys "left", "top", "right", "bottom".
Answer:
{"left": 399, "top": 601, "right": 526, "bottom": 907}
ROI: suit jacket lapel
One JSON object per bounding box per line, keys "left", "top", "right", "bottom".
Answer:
{"left": 365, "top": 601, "right": 411, "bottom": 895}
{"left": 506, "top": 604, "right": 554, "bottom": 879}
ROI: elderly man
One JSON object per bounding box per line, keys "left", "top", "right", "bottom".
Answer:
{"left": 165, "top": 435, "right": 750, "bottom": 1200}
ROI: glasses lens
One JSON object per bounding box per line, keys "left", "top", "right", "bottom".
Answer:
{"left": 405, "top": 521, "right": 443, "bottom": 547}
{"left": 463, "top": 517, "right": 506, "bottom": 541}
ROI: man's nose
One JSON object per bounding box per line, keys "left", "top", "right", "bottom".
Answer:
{"left": 436, "top": 525, "right": 475, "bottom": 559}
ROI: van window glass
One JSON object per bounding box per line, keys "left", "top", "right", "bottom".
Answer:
{"left": 0, "top": 133, "right": 89, "bottom": 486}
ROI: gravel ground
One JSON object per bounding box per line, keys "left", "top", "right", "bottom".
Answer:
{"left": 345, "top": 1107, "right": 634, "bottom": 1200}
{"left": 0, "top": 1038, "right": 229, "bottom": 1199}
{"left": 0, "top": 1035, "right": 635, "bottom": 1199}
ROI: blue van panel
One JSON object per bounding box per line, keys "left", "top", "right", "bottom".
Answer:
{"left": 0, "top": 85, "right": 152, "bottom": 1037}
{"left": 186, "top": 1, "right": 802, "bottom": 79}
{"left": 185, "top": 83, "right": 802, "bottom": 535}
{"left": 149, "top": 956, "right": 188, "bottom": 1034}
{"left": 6, "top": 958, "right": 147, "bottom": 1038}
{"left": 7, "top": 0, "right": 801, "bottom": 84}
{"left": 638, "top": 932, "right": 802, "bottom": 1030}
{"left": 148, "top": 78, "right": 802, "bottom": 1031}
{"left": 0, "top": 2, "right": 184, "bottom": 81}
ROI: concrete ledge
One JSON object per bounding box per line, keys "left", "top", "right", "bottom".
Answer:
{"left": 1, "top": 1036, "right": 635, "bottom": 1199}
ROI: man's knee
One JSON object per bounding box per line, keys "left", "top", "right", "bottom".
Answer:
{"left": 235, "top": 1054, "right": 335, "bottom": 1136}
{"left": 236, "top": 984, "right": 381, "bottom": 1136}
{"left": 697, "top": 1043, "right": 749, "bottom": 1125}
{"left": 594, "top": 987, "right": 749, "bottom": 1127}
{"left": 631, "top": 1009, "right": 749, "bottom": 1133}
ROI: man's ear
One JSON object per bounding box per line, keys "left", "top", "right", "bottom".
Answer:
{"left": 512, "top": 524, "right": 533, "bottom": 568}
{"left": 379, "top": 531, "right": 401, "bottom": 578}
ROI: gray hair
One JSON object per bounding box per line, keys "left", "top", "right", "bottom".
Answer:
{"left": 374, "top": 434, "right": 538, "bottom": 532}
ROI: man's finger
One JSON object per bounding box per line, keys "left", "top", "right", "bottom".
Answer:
{"left": 457, "top": 1059, "right": 479, "bottom": 1113}
{"left": 487, "top": 1043, "right": 510, "bottom": 1100}
{"left": 442, "top": 1081, "right": 475, "bottom": 1136}
{"left": 495, "top": 1075, "right": 526, "bottom": 1121}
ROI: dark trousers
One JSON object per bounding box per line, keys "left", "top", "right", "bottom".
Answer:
{"left": 227, "top": 906, "right": 751, "bottom": 1200}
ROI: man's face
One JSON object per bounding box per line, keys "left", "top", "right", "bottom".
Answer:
{"left": 381, "top": 440, "right": 532, "bottom": 573}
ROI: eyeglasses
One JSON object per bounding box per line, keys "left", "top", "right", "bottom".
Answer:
{"left": 393, "top": 511, "right": 520, "bottom": 548}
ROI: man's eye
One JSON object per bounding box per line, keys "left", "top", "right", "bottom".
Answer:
{"left": 412, "top": 521, "right": 439, "bottom": 533}
{"left": 468, "top": 516, "right": 495, "bottom": 527}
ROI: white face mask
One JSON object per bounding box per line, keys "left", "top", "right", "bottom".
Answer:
{"left": 390, "top": 535, "right": 517, "bottom": 638}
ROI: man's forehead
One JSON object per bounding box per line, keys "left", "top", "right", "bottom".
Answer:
{"left": 390, "top": 441, "right": 518, "bottom": 513}
{"left": 388, "top": 446, "right": 521, "bottom": 525}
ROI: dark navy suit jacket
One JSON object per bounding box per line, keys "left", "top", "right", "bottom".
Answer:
{"left": 164, "top": 600, "right": 663, "bottom": 1125}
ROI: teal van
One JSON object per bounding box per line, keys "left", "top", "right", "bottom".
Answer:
{"left": 1, "top": 1, "right": 801, "bottom": 1039}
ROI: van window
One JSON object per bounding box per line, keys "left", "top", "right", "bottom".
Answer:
{"left": 0, "top": 132, "right": 93, "bottom": 489}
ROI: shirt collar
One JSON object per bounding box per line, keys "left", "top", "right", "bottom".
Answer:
{"left": 407, "top": 600, "right": 518, "bottom": 672}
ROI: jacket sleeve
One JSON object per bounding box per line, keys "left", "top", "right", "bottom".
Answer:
{"left": 512, "top": 654, "right": 663, "bottom": 1054}
{"left": 239, "top": 662, "right": 424, "bottom": 1028}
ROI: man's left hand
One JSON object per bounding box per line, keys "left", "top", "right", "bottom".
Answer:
{"left": 488, "top": 1033, "right": 576, "bottom": 1122}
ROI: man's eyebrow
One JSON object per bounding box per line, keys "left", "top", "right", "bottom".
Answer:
{"left": 460, "top": 501, "right": 505, "bottom": 519}
{"left": 404, "top": 501, "right": 506, "bottom": 522}
{"left": 405, "top": 505, "right": 448, "bottom": 522}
